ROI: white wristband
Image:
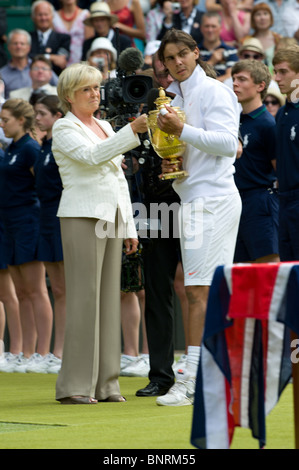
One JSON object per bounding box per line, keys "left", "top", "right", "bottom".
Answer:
{"left": 160, "top": 107, "right": 168, "bottom": 116}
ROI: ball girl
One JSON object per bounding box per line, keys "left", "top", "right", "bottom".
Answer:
{"left": 0, "top": 98, "right": 53, "bottom": 372}
{"left": 0, "top": 147, "right": 23, "bottom": 372}
{"left": 34, "top": 95, "right": 65, "bottom": 373}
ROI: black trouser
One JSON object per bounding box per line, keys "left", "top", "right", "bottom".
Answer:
{"left": 142, "top": 235, "right": 181, "bottom": 388}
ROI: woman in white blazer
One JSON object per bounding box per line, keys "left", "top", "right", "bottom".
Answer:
{"left": 52, "top": 63, "right": 148, "bottom": 404}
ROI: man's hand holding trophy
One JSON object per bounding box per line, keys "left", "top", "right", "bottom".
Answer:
{"left": 147, "top": 87, "right": 188, "bottom": 180}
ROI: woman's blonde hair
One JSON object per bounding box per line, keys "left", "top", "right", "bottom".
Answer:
{"left": 57, "top": 62, "right": 103, "bottom": 114}
{"left": 2, "top": 98, "right": 36, "bottom": 137}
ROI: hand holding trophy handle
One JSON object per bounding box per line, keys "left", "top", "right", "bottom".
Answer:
{"left": 159, "top": 156, "right": 183, "bottom": 179}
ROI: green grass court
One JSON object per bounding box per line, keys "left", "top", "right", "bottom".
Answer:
{"left": 0, "top": 372, "right": 295, "bottom": 450}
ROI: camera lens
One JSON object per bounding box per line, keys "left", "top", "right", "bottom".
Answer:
{"left": 122, "top": 75, "right": 153, "bottom": 104}
{"left": 127, "top": 79, "right": 147, "bottom": 100}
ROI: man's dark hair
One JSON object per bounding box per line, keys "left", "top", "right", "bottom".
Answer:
{"left": 158, "top": 28, "right": 217, "bottom": 79}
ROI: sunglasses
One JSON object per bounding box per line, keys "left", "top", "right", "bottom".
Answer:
{"left": 242, "top": 53, "right": 263, "bottom": 60}
{"left": 156, "top": 70, "right": 171, "bottom": 79}
{"left": 264, "top": 99, "right": 280, "bottom": 106}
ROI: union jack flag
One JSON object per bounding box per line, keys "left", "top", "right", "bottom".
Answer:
{"left": 191, "top": 262, "right": 299, "bottom": 449}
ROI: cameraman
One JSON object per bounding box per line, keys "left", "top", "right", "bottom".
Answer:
{"left": 136, "top": 53, "right": 189, "bottom": 398}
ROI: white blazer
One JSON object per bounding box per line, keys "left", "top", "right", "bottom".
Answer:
{"left": 52, "top": 111, "right": 141, "bottom": 238}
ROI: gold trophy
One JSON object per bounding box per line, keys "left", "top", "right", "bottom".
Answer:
{"left": 147, "top": 87, "right": 188, "bottom": 180}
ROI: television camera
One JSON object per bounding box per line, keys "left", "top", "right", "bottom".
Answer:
{"left": 99, "top": 47, "right": 153, "bottom": 182}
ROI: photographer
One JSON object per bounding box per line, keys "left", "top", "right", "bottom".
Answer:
{"left": 157, "top": 0, "right": 204, "bottom": 44}
{"left": 86, "top": 37, "right": 118, "bottom": 81}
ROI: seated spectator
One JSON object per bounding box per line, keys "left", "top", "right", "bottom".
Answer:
{"left": 238, "top": 37, "right": 280, "bottom": 89}
{"left": 254, "top": 0, "right": 296, "bottom": 37}
{"left": 238, "top": 37, "right": 265, "bottom": 61}
{"left": 10, "top": 55, "right": 57, "bottom": 101}
{"left": 52, "top": 0, "right": 94, "bottom": 65}
{"left": 82, "top": 2, "right": 132, "bottom": 60}
{"left": 0, "top": 29, "right": 33, "bottom": 99}
{"left": 241, "top": 3, "right": 281, "bottom": 73}
{"left": 86, "top": 37, "right": 118, "bottom": 80}
{"left": 29, "top": 1, "right": 71, "bottom": 76}
{"left": 218, "top": 0, "right": 251, "bottom": 46}
{"left": 157, "top": 0, "right": 204, "bottom": 44}
{"left": 263, "top": 86, "right": 285, "bottom": 117}
{"left": 198, "top": 11, "right": 239, "bottom": 82}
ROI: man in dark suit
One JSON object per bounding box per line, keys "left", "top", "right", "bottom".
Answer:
{"left": 30, "top": 1, "right": 70, "bottom": 76}
{"left": 81, "top": 2, "right": 131, "bottom": 61}
{"left": 157, "top": 0, "right": 203, "bottom": 44}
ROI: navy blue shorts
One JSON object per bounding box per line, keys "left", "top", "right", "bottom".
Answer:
{"left": 1, "top": 203, "right": 40, "bottom": 266}
{"left": 0, "top": 220, "right": 7, "bottom": 270}
{"left": 234, "top": 188, "right": 279, "bottom": 262}
{"left": 278, "top": 189, "right": 299, "bottom": 261}
{"left": 37, "top": 202, "right": 63, "bottom": 263}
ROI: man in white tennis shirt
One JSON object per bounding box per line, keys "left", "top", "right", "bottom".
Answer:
{"left": 155, "top": 29, "right": 241, "bottom": 406}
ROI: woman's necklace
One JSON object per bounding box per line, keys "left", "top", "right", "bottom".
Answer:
{"left": 60, "top": 6, "right": 79, "bottom": 22}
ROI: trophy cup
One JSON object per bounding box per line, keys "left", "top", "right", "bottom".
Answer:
{"left": 147, "top": 87, "right": 188, "bottom": 180}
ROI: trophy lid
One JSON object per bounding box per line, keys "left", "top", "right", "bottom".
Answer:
{"left": 154, "top": 87, "right": 172, "bottom": 109}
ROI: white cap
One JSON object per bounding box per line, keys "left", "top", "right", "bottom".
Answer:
{"left": 87, "top": 37, "right": 117, "bottom": 63}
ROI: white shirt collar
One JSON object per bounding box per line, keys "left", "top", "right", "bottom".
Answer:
{"left": 38, "top": 29, "right": 52, "bottom": 44}
{"left": 167, "top": 65, "right": 205, "bottom": 98}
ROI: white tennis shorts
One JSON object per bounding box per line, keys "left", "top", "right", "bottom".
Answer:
{"left": 179, "top": 192, "right": 242, "bottom": 286}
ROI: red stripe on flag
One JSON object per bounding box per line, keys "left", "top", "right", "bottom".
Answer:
{"left": 225, "top": 317, "right": 246, "bottom": 426}
{"left": 228, "top": 264, "right": 280, "bottom": 320}
{"left": 225, "top": 373, "right": 235, "bottom": 447}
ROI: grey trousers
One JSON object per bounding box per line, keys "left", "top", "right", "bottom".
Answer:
{"left": 56, "top": 216, "right": 123, "bottom": 401}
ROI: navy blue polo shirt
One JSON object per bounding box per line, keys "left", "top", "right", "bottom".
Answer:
{"left": 275, "top": 100, "right": 299, "bottom": 193}
{"left": 34, "top": 138, "right": 63, "bottom": 205}
{"left": 198, "top": 40, "right": 238, "bottom": 77}
{"left": 0, "top": 134, "right": 40, "bottom": 209}
{"left": 234, "top": 105, "right": 277, "bottom": 191}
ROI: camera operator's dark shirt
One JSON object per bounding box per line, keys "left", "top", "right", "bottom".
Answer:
{"left": 140, "top": 149, "right": 180, "bottom": 208}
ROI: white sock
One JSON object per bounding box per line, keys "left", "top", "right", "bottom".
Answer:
{"left": 186, "top": 346, "right": 201, "bottom": 377}
{"left": 122, "top": 354, "right": 138, "bottom": 361}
